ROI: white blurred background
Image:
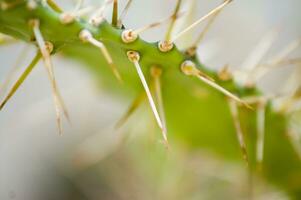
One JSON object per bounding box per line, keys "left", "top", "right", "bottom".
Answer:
{"left": 0, "top": 0, "right": 300, "bottom": 199}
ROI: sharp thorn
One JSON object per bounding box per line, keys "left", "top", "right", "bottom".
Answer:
{"left": 115, "top": 92, "right": 146, "bottom": 129}
{"left": 228, "top": 99, "right": 249, "bottom": 166}
{"left": 0, "top": 53, "right": 41, "bottom": 111}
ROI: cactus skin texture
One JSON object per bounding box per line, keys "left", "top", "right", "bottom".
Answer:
{"left": 0, "top": 0, "right": 301, "bottom": 198}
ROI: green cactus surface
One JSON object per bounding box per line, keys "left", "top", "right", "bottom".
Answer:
{"left": 1, "top": 0, "right": 301, "bottom": 198}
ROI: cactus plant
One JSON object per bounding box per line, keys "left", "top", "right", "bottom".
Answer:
{"left": 0, "top": 0, "right": 301, "bottom": 199}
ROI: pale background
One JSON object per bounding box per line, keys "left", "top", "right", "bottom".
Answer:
{"left": 0, "top": 0, "right": 300, "bottom": 199}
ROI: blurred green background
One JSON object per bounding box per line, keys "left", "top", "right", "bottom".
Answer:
{"left": 0, "top": 0, "right": 301, "bottom": 199}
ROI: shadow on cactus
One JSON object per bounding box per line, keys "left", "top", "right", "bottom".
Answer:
{"left": 0, "top": 0, "right": 301, "bottom": 199}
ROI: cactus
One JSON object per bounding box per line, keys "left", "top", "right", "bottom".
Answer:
{"left": 0, "top": 0, "right": 301, "bottom": 198}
